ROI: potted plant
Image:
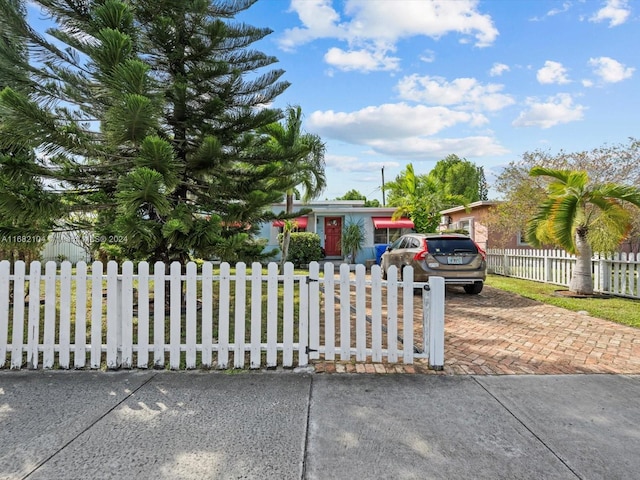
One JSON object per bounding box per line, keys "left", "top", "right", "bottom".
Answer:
{"left": 341, "top": 218, "right": 365, "bottom": 265}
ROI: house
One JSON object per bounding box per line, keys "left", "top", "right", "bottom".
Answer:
{"left": 438, "top": 200, "right": 528, "bottom": 250}
{"left": 258, "top": 200, "right": 415, "bottom": 264}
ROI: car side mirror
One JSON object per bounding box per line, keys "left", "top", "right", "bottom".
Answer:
{"left": 386, "top": 246, "right": 392, "bottom": 252}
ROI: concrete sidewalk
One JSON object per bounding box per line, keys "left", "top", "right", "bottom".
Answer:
{"left": 1, "top": 371, "right": 639, "bottom": 480}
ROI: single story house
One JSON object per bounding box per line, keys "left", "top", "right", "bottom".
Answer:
{"left": 438, "top": 200, "right": 528, "bottom": 250}
{"left": 258, "top": 200, "right": 414, "bottom": 264}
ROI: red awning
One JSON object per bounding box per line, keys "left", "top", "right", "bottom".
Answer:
{"left": 372, "top": 217, "right": 414, "bottom": 229}
{"left": 272, "top": 217, "right": 308, "bottom": 228}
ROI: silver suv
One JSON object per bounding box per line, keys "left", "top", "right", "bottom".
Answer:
{"left": 380, "top": 233, "right": 487, "bottom": 294}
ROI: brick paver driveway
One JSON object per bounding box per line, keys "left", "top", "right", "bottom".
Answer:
{"left": 441, "top": 286, "right": 640, "bottom": 375}
{"left": 313, "top": 284, "right": 640, "bottom": 375}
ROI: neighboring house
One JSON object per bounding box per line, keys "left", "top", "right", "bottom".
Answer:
{"left": 439, "top": 200, "right": 531, "bottom": 250}
{"left": 259, "top": 200, "right": 414, "bottom": 264}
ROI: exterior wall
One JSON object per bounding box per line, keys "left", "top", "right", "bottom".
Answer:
{"left": 260, "top": 201, "right": 411, "bottom": 264}
{"left": 439, "top": 201, "right": 527, "bottom": 251}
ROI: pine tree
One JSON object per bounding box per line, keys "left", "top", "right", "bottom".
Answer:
{"left": 0, "top": 0, "right": 56, "bottom": 261}
{"left": 0, "top": 0, "right": 293, "bottom": 263}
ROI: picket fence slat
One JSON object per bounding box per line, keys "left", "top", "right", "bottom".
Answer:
{"left": 249, "top": 262, "right": 262, "bottom": 369}
{"left": 0, "top": 260, "right": 446, "bottom": 371}
{"left": 234, "top": 262, "right": 247, "bottom": 369}
{"left": 265, "top": 262, "right": 277, "bottom": 368}
{"left": 387, "top": 266, "right": 399, "bottom": 363}
{"left": 186, "top": 262, "right": 197, "bottom": 369}
{"left": 322, "top": 262, "right": 335, "bottom": 361}
{"left": 43, "top": 261, "right": 56, "bottom": 369}
{"left": 487, "top": 248, "right": 640, "bottom": 299}
{"left": 0, "top": 262, "right": 9, "bottom": 367}
{"left": 137, "top": 262, "right": 150, "bottom": 369}
{"left": 74, "top": 262, "right": 87, "bottom": 369}
{"left": 11, "top": 261, "right": 26, "bottom": 369}
{"left": 27, "top": 261, "right": 41, "bottom": 369}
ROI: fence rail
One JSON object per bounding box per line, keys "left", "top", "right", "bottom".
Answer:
{"left": 0, "top": 260, "right": 445, "bottom": 371}
{"left": 487, "top": 249, "right": 640, "bottom": 299}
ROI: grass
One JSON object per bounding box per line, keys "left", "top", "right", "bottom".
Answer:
{"left": 486, "top": 274, "right": 640, "bottom": 329}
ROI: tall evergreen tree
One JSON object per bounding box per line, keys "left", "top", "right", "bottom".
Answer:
{"left": 0, "top": 0, "right": 55, "bottom": 261}
{"left": 0, "top": 0, "right": 292, "bottom": 263}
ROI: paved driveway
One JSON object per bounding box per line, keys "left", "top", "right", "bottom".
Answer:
{"left": 313, "top": 285, "right": 640, "bottom": 375}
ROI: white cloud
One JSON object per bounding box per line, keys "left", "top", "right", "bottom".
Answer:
{"left": 326, "top": 155, "right": 399, "bottom": 173}
{"left": 324, "top": 46, "right": 400, "bottom": 72}
{"left": 512, "top": 94, "right": 585, "bottom": 129}
{"left": 537, "top": 61, "right": 571, "bottom": 84}
{"left": 489, "top": 63, "right": 510, "bottom": 77}
{"left": 588, "top": 56, "right": 634, "bottom": 83}
{"left": 546, "top": 2, "right": 572, "bottom": 17}
{"left": 308, "top": 103, "right": 487, "bottom": 141}
{"left": 368, "top": 136, "right": 509, "bottom": 159}
{"left": 396, "top": 75, "right": 515, "bottom": 112}
{"left": 279, "top": 0, "right": 499, "bottom": 72}
{"left": 530, "top": 1, "right": 572, "bottom": 21}
{"left": 278, "top": 0, "right": 346, "bottom": 51}
{"left": 307, "top": 103, "right": 506, "bottom": 159}
{"left": 589, "top": 0, "right": 631, "bottom": 27}
{"left": 420, "top": 50, "right": 436, "bottom": 63}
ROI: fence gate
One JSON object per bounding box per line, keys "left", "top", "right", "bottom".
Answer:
{"left": 303, "top": 262, "right": 444, "bottom": 369}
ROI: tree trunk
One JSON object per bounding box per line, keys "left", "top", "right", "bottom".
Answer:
{"left": 569, "top": 229, "right": 594, "bottom": 295}
{"left": 279, "top": 192, "right": 294, "bottom": 274}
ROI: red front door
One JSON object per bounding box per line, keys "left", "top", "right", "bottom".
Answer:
{"left": 324, "top": 217, "right": 342, "bottom": 257}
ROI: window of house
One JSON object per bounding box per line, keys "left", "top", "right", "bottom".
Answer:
{"left": 374, "top": 228, "right": 405, "bottom": 244}
{"left": 517, "top": 231, "right": 529, "bottom": 246}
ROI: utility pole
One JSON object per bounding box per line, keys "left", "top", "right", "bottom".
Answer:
{"left": 381, "top": 166, "right": 386, "bottom": 206}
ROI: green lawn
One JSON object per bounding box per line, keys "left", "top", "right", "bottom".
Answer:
{"left": 486, "top": 274, "right": 640, "bottom": 329}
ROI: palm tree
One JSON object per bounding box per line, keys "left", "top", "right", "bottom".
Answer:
{"left": 386, "top": 163, "right": 467, "bottom": 232}
{"left": 261, "top": 106, "right": 326, "bottom": 271}
{"left": 526, "top": 167, "right": 640, "bottom": 295}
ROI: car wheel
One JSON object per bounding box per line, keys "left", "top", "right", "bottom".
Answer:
{"left": 463, "top": 282, "right": 483, "bottom": 295}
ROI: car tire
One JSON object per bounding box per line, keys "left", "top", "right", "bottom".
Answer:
{"left": 463, "top": 282, "right": 483, "bottom": 294}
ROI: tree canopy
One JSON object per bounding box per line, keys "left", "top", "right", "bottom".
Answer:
{"left": 487, "top": 139, "right": 640, "bottom": 251}
{"left": 0, "top": 0, "right": 298, "bottom": 263}
{"left": 335, "top": 189, "right": 381, "bottom": 207}
{"left": 385, "top": 155, "right": 486, "bottom": 232}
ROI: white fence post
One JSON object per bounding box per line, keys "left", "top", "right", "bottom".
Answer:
{"left": 427, "top": 276, "right": 445, "bottom": 370}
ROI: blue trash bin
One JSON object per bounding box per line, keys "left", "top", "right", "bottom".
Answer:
{"left": 375, "top": 244, "right": 389, "bottom": 265}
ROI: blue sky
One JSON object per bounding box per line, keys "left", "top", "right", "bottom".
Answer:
{"left": 235, "top": 0, "right": 638, "bottom": 202}
{"left": 27, "top": 0, "right": 638, "bottom": 202}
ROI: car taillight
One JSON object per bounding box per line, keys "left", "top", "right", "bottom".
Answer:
{"left": 414, "top": 239, "right": 428, "bottom": 261}
{"left": 474, "top": 241, "right": 486, "bottom": 260}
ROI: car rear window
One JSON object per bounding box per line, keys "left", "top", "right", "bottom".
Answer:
{"left": 426, "top": 238, "right": 478, "bottom": 254}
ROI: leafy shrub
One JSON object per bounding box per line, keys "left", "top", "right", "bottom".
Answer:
{"left": 282, "top": 232, "right": 323, "bottom": 266}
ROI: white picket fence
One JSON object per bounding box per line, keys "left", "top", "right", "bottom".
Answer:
{"left": 487, "top": 249, "right": 640, "bottom": 299}
{"left": 0, "top": 260, "right": 445, "bottom": 371}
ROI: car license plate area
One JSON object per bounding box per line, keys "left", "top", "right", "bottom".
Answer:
{"left": 447, "top": 256, "right": 464, "bottom": 265}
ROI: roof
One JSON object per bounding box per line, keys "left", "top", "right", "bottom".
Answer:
{"left": 439, "top": 201, "right": 499, "bottom": 215}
